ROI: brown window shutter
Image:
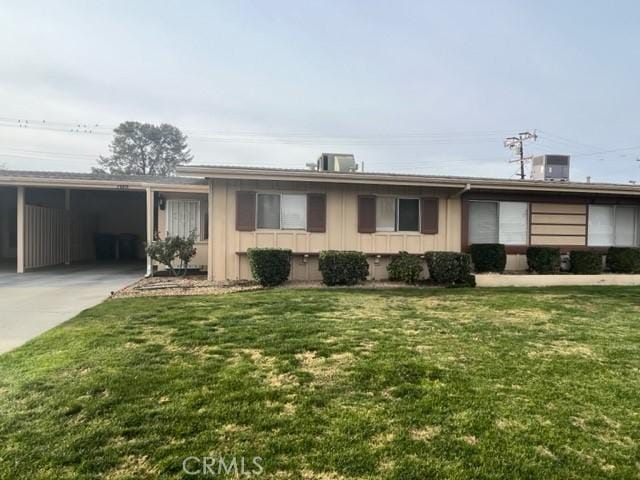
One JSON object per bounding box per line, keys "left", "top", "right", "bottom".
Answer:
{"left": 236, "top": 191, "right": 256, "bottom": 231}
{"left": 307, "top": 193, "right": 326, "bottom": 232}
{"left": 421, "top": 197, "right": 439, "bottom": 234}
{"left": 358, "top": 195, "right": 376, "bottom": 233}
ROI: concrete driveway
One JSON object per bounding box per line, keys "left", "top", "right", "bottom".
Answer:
{"left": 0, "top": 263, "right": 143, "bottom": 354}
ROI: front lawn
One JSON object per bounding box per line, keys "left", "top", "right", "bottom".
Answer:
{"left": 1, "top": 287, "right": 639, "bottom": 479}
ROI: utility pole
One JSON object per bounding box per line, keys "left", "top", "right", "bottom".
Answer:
{"left": 504, "top": 131, "right": 538, "bottom": 180}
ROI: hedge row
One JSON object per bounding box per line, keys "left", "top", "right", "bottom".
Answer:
{"left": 469, "top": 243, "right": 639, "bottom": 274}
{"left": 248, "top": 246, "right": 640, "bottom": 287}
{"left": 246, "top": 249, "right": 475, "bottom": 287}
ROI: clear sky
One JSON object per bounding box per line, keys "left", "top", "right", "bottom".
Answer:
{"left": 1, "top": 1, "right": 640, "bottom": 182}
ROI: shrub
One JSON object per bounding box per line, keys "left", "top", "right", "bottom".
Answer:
{"left": 526, "top": 247, "right": 561, "bottom": 274}
{"left": 145, "top": 232, "right": 197, "bottom": 276}
{"left": 387, "top": 252, "right": 423, "bottom": 284}
{"left": 469, "top": 244, "right": 506, "bottom": 273}
{"left": 247, "top": 248, "right": 292, "bottom": 286}
{"left": 318, "top": 251, "right": 369, "bottom": 286}
{"left": 606, "top": 247, "right": 640, "bottom": 273}
{"left": 570, "top": 250, "right": 603, "bottom": 274}
{"left": 425, "top": 251, "right": 473, "bottom": 286}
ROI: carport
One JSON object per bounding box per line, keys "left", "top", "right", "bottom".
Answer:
{"left": 0, "top": 170, "right": 209, "bottom": 276}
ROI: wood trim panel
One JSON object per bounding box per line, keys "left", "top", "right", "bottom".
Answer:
{"left": 530, "top": 235, "right": 586, "bottom": 246}
{"left": 531, "top": 224, "right": 586, "bottom": 235}
{"left": 530, "top": 203, "right": 586, "bottom": 214}
{"left": 530, "top": 213, "right": 587, "bottom": 225}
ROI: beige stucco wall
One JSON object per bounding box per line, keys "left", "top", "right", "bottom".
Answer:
{"left": 209, "top": 179, "right": 462, "bottom": 281}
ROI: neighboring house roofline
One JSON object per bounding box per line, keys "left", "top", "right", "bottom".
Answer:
{"left": 0, "top": 169, "right": 208, "bottom": 192}
{"left": 177, "top": 164, "right": 640, "bottom": 197}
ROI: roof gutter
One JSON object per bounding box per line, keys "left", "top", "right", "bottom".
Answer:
{"left": 177, "top": 166, "right": 640, "bottom": 197}
{"left": 0, "top": 175, "right": 208, "bottom": 192}
{"left": 451, "top": 183, "right": 471, "bottom": 198}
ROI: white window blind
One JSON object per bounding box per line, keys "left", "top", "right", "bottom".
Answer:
{"left": 499, "top": 202, "right": 528, "bottom": 245}
{"left": 166, "top": 199, "right": 200, "bottom": 239}
{"left": 281, "top": 194, "right": 306, "bottom": 229}
{"left": 376, "top": 197, "right": 396, "bottom": 231}
{"left": 469, "top": 201, "right": 498, "bottom": 243}
{"left": 257, "top": 194, "right": 280, "bottom": 229}
{"left": 614, "top": 206, "right": 636, "bottom": 246}
{"left": 588, "top": 205, "right": 614, "bottom": 246}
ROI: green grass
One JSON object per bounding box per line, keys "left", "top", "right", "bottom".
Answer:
{"left": 1, "top": 287, "right": 640, "bottom": 479}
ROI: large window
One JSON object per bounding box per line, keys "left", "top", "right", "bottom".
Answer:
{"left": 588, "top": 205, "right": 638, "bottom": 246}
{"left": 166, "top": 199, "right": 201, "bottom": 239}
{"left": 468, "top": 201, "right": 528, "bottom": 245}
{"left": 375, "top": 197, "right": 420, "bottom": 232}
{"left": 498, "top": 202, "right": 529, "bottom": 244}
{"left": 257, "top": 193, "right": 307, "bottom": 230}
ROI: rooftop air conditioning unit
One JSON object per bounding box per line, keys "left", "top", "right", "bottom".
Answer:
{"left": 531, "top": 154, "right": 570, "bottom": 181}
{"left": 317, "top": 153, "right": 358, "bottom": 173}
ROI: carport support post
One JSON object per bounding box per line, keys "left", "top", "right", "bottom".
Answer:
{"left": 207, "top": 181, "right": 214, "bottom": 281}
{"left": 145, "top": 187, "right": 154, "bottom": 277}
{"left": 64, "top": 189, "right": 71, "bottom": 264}
{"left": 16, "top": 187, "right": 25, "bottom": 273}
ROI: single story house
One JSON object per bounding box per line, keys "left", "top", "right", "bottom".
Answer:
{"left": 1, "top": 164, "right": 640, "bottom": 281}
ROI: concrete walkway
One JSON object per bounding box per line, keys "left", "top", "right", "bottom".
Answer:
{"left": 0, "top": 263, "right": 143, "bottom": 354}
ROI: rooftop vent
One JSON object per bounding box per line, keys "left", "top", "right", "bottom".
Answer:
{"left": 531, "top": 154, "right": 570, "bottom": 181}
{"left": 311, "top": 153, "right": 358, "bottom": 173}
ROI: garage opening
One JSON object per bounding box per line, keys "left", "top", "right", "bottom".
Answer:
{"left": 69, "top": 189, "right": 146, "bottom": 268}
{"left": 1, "top": 186, "right": 148, "bottom": 274}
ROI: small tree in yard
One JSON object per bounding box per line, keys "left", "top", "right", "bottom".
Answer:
{"left": 145, "top": 232, "right": 197, "bottom": 276}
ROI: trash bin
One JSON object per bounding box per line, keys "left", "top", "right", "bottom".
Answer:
{"left": 95, "top": 233, "right": 116, "bottom": 260}
{"left": 117, "top": 234, "right": 138, "bottom": 260}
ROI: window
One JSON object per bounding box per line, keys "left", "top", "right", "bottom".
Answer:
{"left": 498, "top": 202, "right": 529, "bottom": 245}
{"left": 281, "top": 194, "right": 307, "bottom": 229}
{"left": 375, "top": 197, "right": 420, "bottom": 232}
{"left": 257, "top": 194, "right": 280, "bottom": 229}
{"left": 166, "top": 199, "right": 200, "bottom": 239}
{"left": 376, "top": 197, "right": 396, "bottom": 231}
{"left": 588, "top": 205, "right": 638, "bottom": 246}
{"left": 257, "top": 193, "right": 307, "bottom": 230}
{"left": 468, "top": 201, "right": 528, "bottom": 245}
{"left": 469, "top": 201, "right": 498, "bottom": 243}
{"left": 398, "top": 198, "right": 420, "bottom": 231}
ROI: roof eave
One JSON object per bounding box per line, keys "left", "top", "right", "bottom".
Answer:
{"left": 0, "top": 175, "right": 209, "bottom": 192}
{"left": 177, "top": 166, "right": 640, "bottom": 197}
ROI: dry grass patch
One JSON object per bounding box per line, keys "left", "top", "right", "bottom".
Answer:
{"left": 105, "top": 455, "right": 158, "bottom": 479}
{"left": 528, "top": 340, "right": 598, "bottom": 359}
{"left": 410, "top": 425, "right": 441, "bottom": 441}
{"left": 535, "top": 446, "right": 557, "bottom": 460}
{"left": 496, "top": 418, "right": 527, "bottom": 431}
{"left": 300, "top": 469, "right": 348, "bottom": 479}
{"left": 462, "top": 435, "right": 478, "bottom": 445}
{"left": 295, "top": 351, "right": 354, "bottom": 385}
